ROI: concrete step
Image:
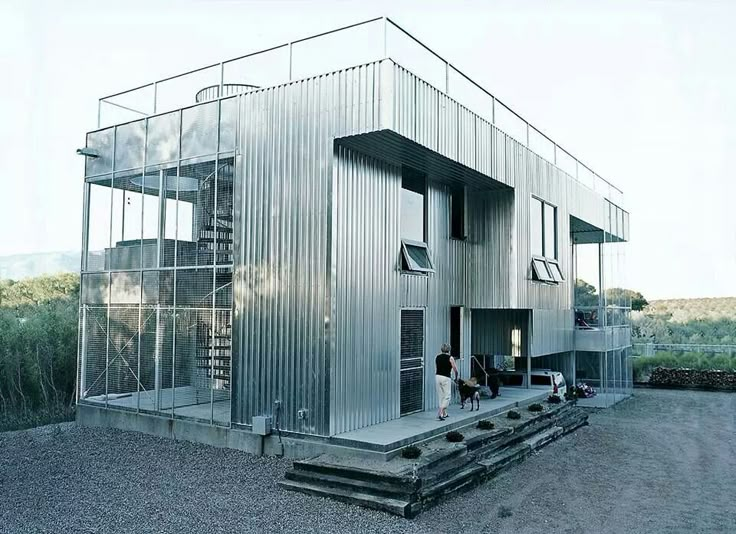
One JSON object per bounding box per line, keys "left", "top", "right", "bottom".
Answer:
{"left": 464, "top": 427, "right": 513, "bottom": 452}
{"left": 279, "top": 478, "right": 414, "bottom": 518}
{"left": 284, "top": 468, "right": 416, "bottom": 499}
{"left": 524, "top": 426, "right": 563, "bottom": 450}
{"left": 420, "top": 463, "right": 487, "bottom": 503}
{"left": 293, "top": 459, "right": 416, "bottom": 488}
{"left": 479, "top": 442, "right": 532, "bottom": 478}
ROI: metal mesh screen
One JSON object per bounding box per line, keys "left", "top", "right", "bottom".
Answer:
{"left": 80, "top": 99, "right": 235, "bottom": 426}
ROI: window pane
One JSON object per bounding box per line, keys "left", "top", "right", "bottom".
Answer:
{"left": 114, "top": 120, "right": 145, "bottom": 170}
{"left": 404, "top": 243, "right": 433, "bottom": 271}
{"left": 544, "top": 203, "right": 556, "bottom": 259}
{"left": 146, "top": 111, "right": 180, "bottom": 165}
{"left": 532, "top": 258, "right": 553, "bottom": 281}
{"left": 531, "top": 197, "right": 543, "bottom": 256}
{"left": 401, "top": 189, "right": 424, "bottom": 242}
{"left": 86, "top": 178, "right": 112, "bottom": 271}
{"left": 216, "top": 156, "right": 235, "bottom": 264}
{"left": 181, "top": 102, "right": 218, "bottom": 158}
{"left": 177, "top": 157, "right": 217, "bottom": 267}
{"left": 85, "top": 128, "right": 114, "bottom": 176}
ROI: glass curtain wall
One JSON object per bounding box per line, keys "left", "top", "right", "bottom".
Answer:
{"left": 79, "top": 96, "right": 238, "bottom": 426}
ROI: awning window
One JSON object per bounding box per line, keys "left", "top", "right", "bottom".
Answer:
{"left": 401, "top": 239, "right": 435, "bottom": 274}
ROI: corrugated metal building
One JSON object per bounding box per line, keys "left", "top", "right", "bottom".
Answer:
{"left": 77, "top": 19, "right": 631, "bottom": 440}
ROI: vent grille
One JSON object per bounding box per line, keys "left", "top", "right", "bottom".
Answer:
{"left": 400, "top": 309, "right": 424, "bottom": 415}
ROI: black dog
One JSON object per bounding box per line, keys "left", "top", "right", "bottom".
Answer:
{"left": 456, "top": 378, "right": 480, "bottom": 411}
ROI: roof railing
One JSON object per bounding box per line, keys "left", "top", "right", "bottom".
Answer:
{"left": 97, "top": 16, "right": 625, "bottom": 207}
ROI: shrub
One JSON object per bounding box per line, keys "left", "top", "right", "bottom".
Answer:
{"left": 446, "top": 430, "right": 465, "bottom": 442}
{"left": 547, "top": 395, "right": 562, "bottom": 404}
{"left": 506, "top": 410, "right": 521, "bottom": 420}
{"left": 528, "top": 403, "right": 544, "bottom": 412}
{"left": 477, "top": 419, "right": 495, "bottom": 430}
{"left": 401, "top": 445, "right": 422, "bottom": 459}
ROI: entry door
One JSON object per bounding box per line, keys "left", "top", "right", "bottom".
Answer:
{"left": 400, "top": 309, "right": 425, "bottom": 415}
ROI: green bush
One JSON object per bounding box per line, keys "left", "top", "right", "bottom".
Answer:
{"left": 446, "top": 430, "right": 465, "bottom": 442}
{"left": 633, "top": 351, "right": 736, "bottom": 381}
{"left": 528, "top": 403, "right": 544, "bottom": 413}
{"left": 0, "top": 274, "right": 79, "bottom": 431}
{"left": 506, "top": 410, "right": 521, "bottom": 420}
{"left": 401, "top": 445, "right": 422, "bottom": 459}
{"left": 476, "top": 419, "right": 494, "bottom": 430}
{"left": 547, "top": 395, "right": 562, "bottom": 404}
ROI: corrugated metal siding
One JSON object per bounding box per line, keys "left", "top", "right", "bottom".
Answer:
{"left": 232, "top": 63, "right": 383, "bottom": 435}
{"left": 471, "top": 309, "right": 530, "bottom": 356}
{"left": 530, "top": 309, "right": 574, "bottom": 356}
{"left": 230, "top": 58, "right": 620, "bottom": 435}
{"left": 330, "top": 146, "right": 401, "bottom": 434}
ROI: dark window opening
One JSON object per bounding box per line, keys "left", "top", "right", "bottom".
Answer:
{"left": 450, "top": 186, "right": 466, "bottom": 240}
{"left": 450, "top": 306, "right": 462, "bottom": 361}
{"left": 503, "top": 374, "right": 524, "bottom": 386}
{"left": 531, "top": 375, "right": 551, "bottom": 386}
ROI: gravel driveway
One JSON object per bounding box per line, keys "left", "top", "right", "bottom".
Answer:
{"left": 1, "top": 388, "right": 734, "bottom": 534}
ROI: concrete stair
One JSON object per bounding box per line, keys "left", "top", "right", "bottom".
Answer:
{"left": 279, "top": 403, "right": 589, "bottom": 518}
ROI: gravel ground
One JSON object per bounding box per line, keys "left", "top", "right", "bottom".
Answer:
{"left": 1, "top": 388, "right": 735, "bottom": 534}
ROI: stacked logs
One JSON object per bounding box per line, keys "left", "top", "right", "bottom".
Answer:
{"left": 649, "top": 367, "right": 736, "bottom": 389}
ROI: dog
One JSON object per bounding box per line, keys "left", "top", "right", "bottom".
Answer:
{"left": 456, "top": 377, "right": 481, "bottom": 411}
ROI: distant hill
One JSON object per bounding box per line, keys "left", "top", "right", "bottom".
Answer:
{"left": 633, "top": 297, "right": 736, "bottom": 345}
{"left": 0, "top": 251, "right": 80, "bottom": 281}
{"left": 643, "top": 297, "right": 736, "bottom": 322}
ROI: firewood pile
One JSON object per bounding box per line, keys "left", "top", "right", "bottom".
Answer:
{"left": 649, "top": 367, "right": 736, "bottom": 389}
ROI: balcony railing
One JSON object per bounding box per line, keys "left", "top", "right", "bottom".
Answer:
{"left": 96, "top": 16, "right": 625, "bottom": 207}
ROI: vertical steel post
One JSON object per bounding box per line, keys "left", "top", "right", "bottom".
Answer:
{"left": 288, "top": 42, "right": 293, "bottom": 81}
{"left": 105, "top": 128, "right": 117, "bottom": 409}
{"left": 491, "top": 96, "right": 496, "bottom": 124}
{"left": 172, "top": 109, "right": 183, "bottom": 418}
{"left": 445, "top": 62, "right": 449, "bottom": 94}
{"left": 137, "top": 119, "right": 148, "bottom": 413}
{"left": 383, "top": 17, "right": 388, "bottom": 58}
{"left": 153, "top": 82, "right": 158, "bottom": 114}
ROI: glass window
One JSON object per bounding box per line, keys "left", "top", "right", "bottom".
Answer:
{"left": 548, "top": 260, "right": 564, "bottom": 282}
{"left": 401, "top": 240, "right": 434, "bottom": 273}
{"left": 401, "top": 167, "right": 425, "bottom": 242}
{"left": 85, "top": 128, "right": 114, "bottom": 176}
{"left": 181, "top": 102, "right": 219, "bottom": 158}
{"left": 114, "top": 120, "right": 145, "bottom": 170}
{"left": 145, "top": 111, "right": 180, "bottom": 165}
{"left": 544, "top": 203, "right": 557, "bottom": 259}
{"left": 85, "top": 177, "right": 112, "bottom": 271}
{"left": 531, "top": 197, "right": 543, "bottom": 256}
{"left": 531, "top": 258, "right": 553, "bottom": 282}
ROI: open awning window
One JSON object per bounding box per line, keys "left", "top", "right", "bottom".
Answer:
{"left": 401, "top": 239, "right": 435, "bottom": 274}
{"left": 531, "top": 257, "right": 554, "bottom": 283}
{"left": 547, "top": 259, "right": 564, "bottom": 282}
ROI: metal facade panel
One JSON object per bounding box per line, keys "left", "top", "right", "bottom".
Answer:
{"left": 330, "top": 146, "right": 402, "bottom": 434}
{"left": 530, "top": 309, "right": 574, "bottom": 356}
{"left": 232, "top": 64, "right": 382, "bottom": 435}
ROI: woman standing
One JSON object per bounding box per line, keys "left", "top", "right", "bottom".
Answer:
{"left": 435, "top": 343, "right": 459, "bottom": 421}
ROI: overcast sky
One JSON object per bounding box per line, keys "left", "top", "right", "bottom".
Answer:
{"left": 1, "top": 0, "right": 734, "bottom": 300}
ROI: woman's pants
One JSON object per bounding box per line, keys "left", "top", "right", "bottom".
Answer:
{"left": 435, "top": 375, "right": 452, "bottom": 411}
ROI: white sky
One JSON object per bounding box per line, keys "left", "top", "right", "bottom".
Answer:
{"left": 1, "top": 0, "right": 734, "bottom": 299}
